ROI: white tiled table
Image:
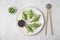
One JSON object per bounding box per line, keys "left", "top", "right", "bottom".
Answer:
{"left": 0, "top": 0, "right": 60, "bottom": 40}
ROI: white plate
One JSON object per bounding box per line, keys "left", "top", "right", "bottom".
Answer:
{"left": 16, "top": 7, "right": 44, "bottom": 35}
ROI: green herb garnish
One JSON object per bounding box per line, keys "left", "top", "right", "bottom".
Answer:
{"left": 8, "top": 7, "right": 15, "bottom": 14}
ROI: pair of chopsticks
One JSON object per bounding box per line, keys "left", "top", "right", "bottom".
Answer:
{"left": 45, "top": 4, "right": 53, "bottom": 35}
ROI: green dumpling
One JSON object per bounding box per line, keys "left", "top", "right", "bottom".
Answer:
{"left": 27, "top": 10, "right": 34, "bottom": 19}
{"left": 32, "top": 14, "right": 41, "bottom": 22}
{"left": 25, "top": 25, "right": 33, "bottom": 32}
{"left": 22, "top": 11, "right": 27, "bottom": 20}
{"left": 30, "top": 23, "right": 41, "bottom": 29}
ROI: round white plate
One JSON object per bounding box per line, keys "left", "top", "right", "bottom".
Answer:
{"left": 16, "top": 7, "right": 44, "bottom": 35}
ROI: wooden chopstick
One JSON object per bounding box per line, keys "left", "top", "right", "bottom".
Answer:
{"left": 49, "top": 9, "right": 53, "bottom": 35}
{"left": 45, "top": 4, "right": 53, "bottom": 35}
{"left": 45, "top": 9, "right": 49, "bottom": 35}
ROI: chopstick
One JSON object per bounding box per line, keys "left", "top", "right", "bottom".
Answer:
{"left": 49, "top": 9, "right": 53, "bottom": 35}
{"left": 45, "top": 9, "right": 49, "bottom": 35}
{"left": 45, "top": 4, "right": 53, "bottom": 35}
